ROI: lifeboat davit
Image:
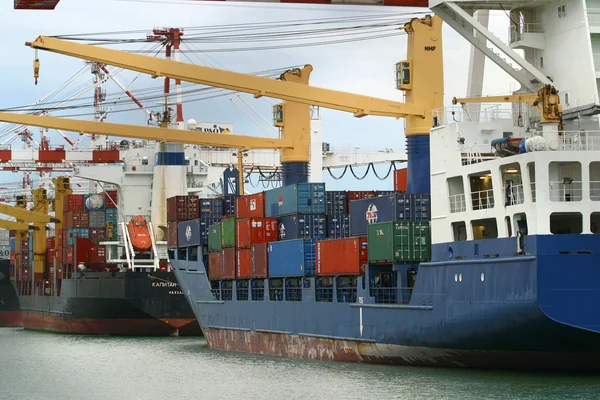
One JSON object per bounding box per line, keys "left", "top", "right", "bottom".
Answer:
{"left": 127, "top": 216, "right": 152, "bottom": 253}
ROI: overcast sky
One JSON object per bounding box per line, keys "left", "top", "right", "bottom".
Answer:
{"left": 0, "top": 0, "right": 517, "bottom": 190}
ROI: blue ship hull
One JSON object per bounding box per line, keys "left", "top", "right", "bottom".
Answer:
{"left": 170, "top": 234, "right": 600, "bottom": 370}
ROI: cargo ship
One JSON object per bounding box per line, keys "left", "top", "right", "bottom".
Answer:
{"left": 169, "top": 2, "right": 600, "bottom": 371}
{"left": 0, "top": 229, "right": 21, "bottom": 327}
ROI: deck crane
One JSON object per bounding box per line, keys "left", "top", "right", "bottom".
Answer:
{"left": 0, "top": 220, "right": 39, "bottom": 231}
{"left": 0, "top": 15, "right": 443, "bottom": 193}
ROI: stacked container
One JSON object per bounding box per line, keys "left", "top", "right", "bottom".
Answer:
{"left": 367, "top": 221, "right": 431, "bottom": 263}
{"left": 105, "top": 208, "right": 118, "bottom": 241}
{"left": 316, "top": 237, "right": 368, "bottom": 276}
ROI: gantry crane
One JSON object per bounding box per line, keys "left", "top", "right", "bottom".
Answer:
{"left": 0, "top": 220, "right": 38, "bottom": 231}
{"left": 0, "top": 16, "right": 443, "bottom": 194}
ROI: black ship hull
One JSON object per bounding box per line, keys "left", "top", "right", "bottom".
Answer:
{"left": 0, "top": 260, "right": 21, "bottom": 327}
{"left": 14, "top": 271, "right": 200, "bottom": 336}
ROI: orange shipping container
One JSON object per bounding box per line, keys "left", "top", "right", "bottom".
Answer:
{"left": 394, "top": 168, "right": 408, "bottom": 193}
{"left": 247, "top": 192, "right": 265, "bottom": 218}
{"left": 237, "top": 249, "right": 252, "bottom": 279}
{"left": 236, "top": 196, "right": 250, "bottom": 218}
{"left": 208, "top": 252, "right": 223, "bottom": 280}
{"left": 222, "top": 247, "right": 236, "bottom": 280}
{"left": 236, "top": 218, "right": 278, "bottom": 249}
{"left": 316, "top": 237, "right": 368, "bottom": 276}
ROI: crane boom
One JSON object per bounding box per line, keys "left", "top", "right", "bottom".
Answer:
{"left": 0, "top": 112, "right": 292, "bottom": 150}
{"left": 0, "top": 203, "right": 59, "bottom": 223}
{"left": 0, "top": 220, "right": 39, "bottom": 231}
{"left": 25, "top": 36, "right": 424, "bottom": 119}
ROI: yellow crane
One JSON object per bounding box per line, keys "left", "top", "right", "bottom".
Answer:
{"left": 0, "top": 15, "right": 443, "bottom": 193}
{"left": 452, "top": 84, "right": 563, "bottom": 125}
{"left": 0, "top": 220, "right": 39, "bottom": 231}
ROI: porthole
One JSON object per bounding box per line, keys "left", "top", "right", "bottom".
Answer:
{"left": 454, "top": 274, "right": 458, "bottom": 282}
{"left": 481, "top": 272, "right": 485, "bottom": 282}
{"left": 459, "top": 273, "right": 463, "bottom": 282}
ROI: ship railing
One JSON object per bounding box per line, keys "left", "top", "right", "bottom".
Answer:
{"left": 369, "top": 287, "right": 414, "bottom": 305}
{"left": 285, "top": 287, "right": 302, "bottom": 302}
{"left": 503, "top": 184, "right": 525, "bottom": 206}
{"left": 251, "top": 286, "right": 265, "bottom": 301}
{"left": 471, "top": 189, "right": 495, "bottom": 210}
{"left": 524, "top": 131, "right": 600, "bottom": 152}
{"left": 236, "top": 282, "right": 249, "bottom": 301}
{"left": 221, "top": 287, "right": 233, "bottom": 301}
{"left": 269, "top": 287, "right": 284, "bottom": 301}
{"left": 509, "top": 22, "right": 544, "bottom": 43}
{"left": 337, "top": 285, "right": 357, "bottom": 303}
{"left": 316, "top": 286, "right": 334, "bottom": 302}
{"left": 590, "top": 181, "right": 600, "bottom": 201}
{"left": 449, "top": 194, "right": 467, "bottom": 213}
{"left": 432, "top": 106, "right": 513, "bottom": 127}
{"left": 549, "top": 180, "right": 583, "bottom": 202}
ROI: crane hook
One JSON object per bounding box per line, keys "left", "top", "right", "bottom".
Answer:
{"left": 33, "top": 49, "right": 40, "bottom": 85}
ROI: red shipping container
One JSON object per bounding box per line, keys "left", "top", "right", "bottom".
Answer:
{"left": 46, "top": 237, "right": 56, "bottom": 249}
{"left": 236, "top": 196, "right": 250, "bottom": 218}
{"left": 105, "top": 190, "right": 118, "bottom": 208}
{"left": 222, "top": 247, "right": 236, "bottom": 280}
{"left": 71, "top": 210, "right": 89, "bottom": 228}
{"left": 247, "top": 192, "right": 265, "bottom": 218}
{"left": 89, "top": 246, "right": 107, "bottom": 264}
{"left": 237, "top": 249, "right": 252, "bottom": 279}
{"left": 394, "top": 168, "right": 408, "bottom": 193}
{"left": 167, "top": 196, "right": 189, "bottom": 222}
{"left": 89, "top": 228, "right": 106, "bottom": 245}
{"left": 250, "top": 243, "right": 268, "bottom": 278}
{"left": 236, "top": 218, "right": 278, "bottom": 249}
{"left": 66, "top": 246, "right": 74, "bottom": 264}
{"left": 167, "top": 221, "right": 178, "bottom": 249}
{"left": 208, "top": 252, "right": 223, "bottom": 280}
{"left": 316, "top": 237, "right": 368, "bottom": 276}
{"left": 64, "top": 194, "right": 85, "bottom": 212}
{"left": 347, "top": 191, "right": 376, "bottom": 201}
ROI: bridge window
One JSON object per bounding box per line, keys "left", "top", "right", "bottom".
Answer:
{"left": 452, "top": 221, "right": 467, "bottom": 241}
{"left": 514, "top": 213, "right": 528, "bottom": 236}
{"left": 471, "top": 218, "right": 498, "bottom": 240}
{"left": 590, "top": 162, "right": 600, "bottom": 201}
{"left": 550, "top": 213, "right": 582, "bottom": 234}
{"left": 549, "top": 162, "right": 582, "bottom": 202}
{"left": 469, "top": 171, "right": 494, "bottom": 210}
{"left": 501, "top": 163, "right": 524, "bottom": 206}
{"left": 447, "top": 176, "right": 466, "bottom": 213}
{"left": 592, "top": 213, "right": 600, "bottom": 234}
{"left": 528, "top": 162, "right": 536, "bottom": 202}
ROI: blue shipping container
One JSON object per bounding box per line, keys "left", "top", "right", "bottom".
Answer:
{"left": 349, "top": 194, "right": 412, "bottom": 236}
{"left": 67, "top": 228, "right": 89, "bottom": 246}
{"left": 178, "top": 219, "right": 201, "bottom": 247}
{"left": 199, "top": 217, "right": 222, "bottom": 246}
{"left": 411, "top": 193, "right": 431, "bottom": 221}
{"left": 326, "top": 191, "right": 348, "bottom": 215}
{"left": 268, "top": 238, "right": 317, "bottom": 277}
{"left": 105, "top": 208, "right": 118, "bottom": 223}
{"left": 9, "top": 237, "right": 15, "bottom": 252}
{"left": 277, "top": 214, "right": 326, "bottom": 241}
{"left": 223, "top": 195, "right": 236, "bottom": 216}
{"left": 327, "top": 213, "right": 350, "bottom": 239}
{"left": 265, "top": 183, "right": 325, "bottom": 217}
{"left": 200, "top": 198, "right": 224, "bottom": 218}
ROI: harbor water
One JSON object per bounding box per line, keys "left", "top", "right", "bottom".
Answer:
{"left": 1, "top": 328, "right": 600, "bottom": 399}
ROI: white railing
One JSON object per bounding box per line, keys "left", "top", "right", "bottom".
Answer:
{"left": 524, "top": 131, "right": 600, "bottom": 152}
{"left": 590, "top": 181, "right": 600, "bottom": 201}
{"left": 509, "top": 23, "right": 544, "bottom": 43}
{"left": 503, "top": 184, "right": 525, "bottom": 206}
{"left": 549, "top": 181, "right": 583, "bottom": 202}
{"left": 449, "top": 194, "right": 466, "bottom": 213}
{"left": 471, "top": 189, "right": 495, "bottom": 210}
{"left": 432, "top": 106, "right": 513, "bottom": 127}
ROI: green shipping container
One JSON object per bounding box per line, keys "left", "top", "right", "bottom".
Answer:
{"left": 208, "top": 223, "right": 222, "bottom": 253}
{"left": 367, "top": 221, "right": 431, "bottom": 263}
{"left": 221, "top": 218, "right": 236, "bottom": 248}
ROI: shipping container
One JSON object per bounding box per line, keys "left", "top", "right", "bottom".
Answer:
{"left": 237, "top": 249, "right": 252, "bottom": 279}
{"left": 236, "top": 196, "right": 250, "bottom": 218}
{"left": 221, "top": 218, "right": 236, "bottom": 248}
{"left": 250, "top": 242, "right": 268, "bottom": 278}
{"left": 265, "top": 183, "right": 325, "bottom": 217}
{"left": 277, "top": 214, "right": 326, "bottom": 241}
{"left": 178, "top": 219, "right": 201, "bottom": 248}
{"left": 326, "top": 190, "right": 348, "bottom": 215}
{"left": 236, "top": 218, "right": 278, "bottom": 248}
{"left": 46, "top": 237, "right": 56, "bottom": 249}
{"left": 167, "top": 221, "right": 178, "bottom": 249}
{"left": 247, "top": 192, "right": 266, "bottom": 218}
{"left": 411, "top": 193, "right": 431, "bottom": 221}
{"left": 349, "top": 193, "right": 412, "bottom": 236}
{"left": 199, "top": 217, "right": 221, "bottom": 246}
{"left": 105, "top": 190, "right": 118, "bottom": 208}
{"left": 268, "top": 238, "right": 317, "bottom": 277}
{"left": 222, "top": 247, "right": 236, "bottom": 280}
{"left": 105, "top": 208, "right": 119, "bottom": 240}
{"left": 88, "top": 246, "right": 107, "bottom": 264}
{"left": 223, "top": 195, "right": 237, "bottom": 217}
{"left": 347, "top": 190, "right": 376, "bottom": 201}
{"left": 316, "top": 237, "right": 368, "bottom": 276}
{"left": 367, "top": 221, "right": 431, "bottom": 263}
{"left": 200, "top": 198, "right": 223, "bottom": 219}
{"left": 64, "top": 194, "right": 85, "bottom": 212}
{"left": 187, "top": 196, "right": 200, "bottom": 220}
{"left": 89, "top": 228, "right": 106, "bottom": 245}
{"left": 66, "top": 228, "right": 89, "bottom": 246}
{"left": 376, "top": 190, "right": 396, "bottom": 197}
{"left": 394, "top": 168, "right": 408, "bottom": 192}
{"left": 207, "top": 223, "right": 222, "bottom": 253}
{"left": 167, "top": 196, "right": 188, "bottom": 222}
{"left": 208, "top": 252, "right": 223, "bottom": 280}
{"left": 84, "top": 194, "right": 106, "bottom": 211}
{"left": 72, "top": 209, "right": 90, "bottom": 228}
{"left": 326, "top": 214, "right": 350, "bottom": 239}
{"left": 89, "top": 210, "right": 106, "bottom": 229}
